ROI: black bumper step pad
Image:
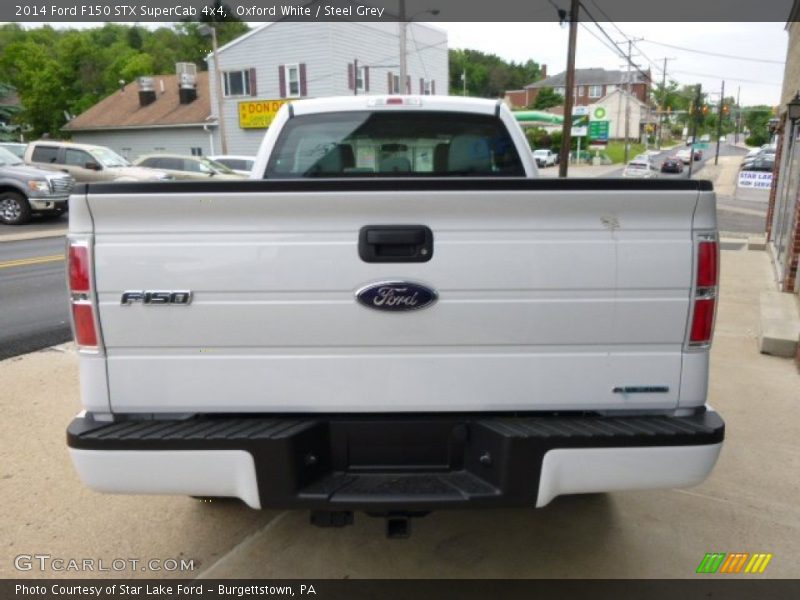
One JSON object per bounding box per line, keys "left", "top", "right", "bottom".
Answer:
{"left": 68, "top": 411, "right": 724, "bottom": 510}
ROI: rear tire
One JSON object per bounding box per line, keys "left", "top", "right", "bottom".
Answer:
{"left": 0, "top": 191, "right": 31, "bottom": 225}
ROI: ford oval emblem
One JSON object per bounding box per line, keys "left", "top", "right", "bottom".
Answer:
{"left": 356, "top": 281, "right": 438, "bottom": 312}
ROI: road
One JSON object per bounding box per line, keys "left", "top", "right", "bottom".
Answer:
{"left": 603, "top": 139, "right": 746, "bottom": 179}
{"left": 601, "top": 141, "right": 764, "bottom": 234}
{"left": 0, "top": 237, "right": 71, "bottom": 360}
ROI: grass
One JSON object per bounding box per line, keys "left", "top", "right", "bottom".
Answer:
{"left": 604, "top": 141, "right": 647, "bottom": 164}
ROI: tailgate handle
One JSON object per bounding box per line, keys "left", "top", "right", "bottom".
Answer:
{"left": 359, "top": 225, "right": 433, "bottom": 263}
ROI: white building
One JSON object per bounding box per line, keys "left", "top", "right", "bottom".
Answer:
{"left": 207, "top": 21, "right": 449, "bottom": 155}
{"left": 592, "top": 88, "right": 656, "bottom": 140}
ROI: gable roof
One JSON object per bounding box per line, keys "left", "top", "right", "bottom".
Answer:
{"left": 596, "top": 87, "right": 649, "bottom": 108}
{"left": 525, "top": 68, "right": 649, "bottom": 89}
{"left": 64, "top": 72, "right": 210, "bottom": 131}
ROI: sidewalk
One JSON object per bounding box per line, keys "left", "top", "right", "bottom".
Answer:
{"left": 1, "top": 247, "right": 798, "bottom": 579}
{"left": 694, "top": 155, "right": 741, "bottom": 197}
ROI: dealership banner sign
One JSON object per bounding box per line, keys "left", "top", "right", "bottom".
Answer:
{"left": 737, "top": 171, "right": 772, "bottom": 190}
{"left": 238, "top": 100, "right": 287, "bottom": 129}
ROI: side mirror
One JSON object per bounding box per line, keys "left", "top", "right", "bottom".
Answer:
{"left": 85, "top": 161, "right": 102, "bottom": 171}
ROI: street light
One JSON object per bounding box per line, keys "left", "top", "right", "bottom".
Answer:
{"left": 398, "top": 1, "right": 439, "bottom": 94}
{"left": 199, "top": 23, "right": 228, "bottom": 154}
{"left": 787, "top": 91, "right": 800, "bottom": 123}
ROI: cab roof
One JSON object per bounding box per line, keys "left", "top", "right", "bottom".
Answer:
{"left": 288, "top": 95, "right": 504, "bottom": 117}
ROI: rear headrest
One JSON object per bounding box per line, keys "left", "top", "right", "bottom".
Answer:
{"left": 310, "top": 144, "right": 355, "bottom": 174}
{"left": 448, "top": 135, "right": 492, "bottom": 173}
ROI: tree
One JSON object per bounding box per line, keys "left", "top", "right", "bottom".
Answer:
{"left": 531, "top": 87, "right": 563, "bottom": 110}
{"left": 449, "top": 49, "right": 541, "bottom": 97}
{"left": 0, "top": 19, "right": 250, "bottom": 138}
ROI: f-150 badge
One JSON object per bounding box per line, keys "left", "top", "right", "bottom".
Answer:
{"left": 121, "top": 291, "right": 193, "bottom": 305}
{"left": 356, "top": 281, "right": 437, "bottom": 312}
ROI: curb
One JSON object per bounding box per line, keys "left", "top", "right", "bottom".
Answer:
{"left": 0, "top": 229, "right": 67, "bottom": 243}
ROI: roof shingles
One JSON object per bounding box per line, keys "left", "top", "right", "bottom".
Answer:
{"left": 525, "top": 68, "right": 648, "bottom": 89}
{"left": 64, "top": 72, "right": 210, "bottom": 131}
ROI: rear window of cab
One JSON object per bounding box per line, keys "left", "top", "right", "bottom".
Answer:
{"left": 264, "top": 111, "right": 525, "bottom": 178}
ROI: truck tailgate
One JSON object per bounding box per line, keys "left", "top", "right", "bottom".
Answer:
{"left": 82, "top": 179, "right": 711, "bottom": 414}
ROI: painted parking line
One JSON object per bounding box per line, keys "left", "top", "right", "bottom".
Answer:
{"left": 0, "top": 254, "right": 65, "bottom": 270}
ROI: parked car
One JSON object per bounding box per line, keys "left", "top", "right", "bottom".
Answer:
{"left": 25, "top": 141, "right": 171, "bottom": 183}
{"left": 699, "top": 134, "right": 711, "bottom": 142}
{"left": 745, "top": 143, "right": 775, "bottom": 159}
{"left": 133, "top": 154, "right": 246, "bottom": 180}
{"left": 532, "top": 149, "right": 558, "bottom": 168}
{"left": 685, "top": 136, "right": 694, "bottom": 146}
{"left": 0, "top": 145, "right": 74, "bottom": 225}
{"left": 719, "top": 135, "right": 727, "bottom": 142}
{"left": 661, "top": 157, "right": 684, "bottom": 173}
{"left": 0, "top": 142, "right": 27, "bottom": 160}
{"left": 740, "top": 156, "right": 774, "bottom": 172}
{"left": 622, "top": 159, "right": 659, "bottom": 178}
{"left": 65, "top": 95, "right": 724, "bottom": 529}
{"left": 676, "top": 149, "right": 693, "bottom": 164}
{"left": 208, "top": 155, "right": 256, "bottom": 177}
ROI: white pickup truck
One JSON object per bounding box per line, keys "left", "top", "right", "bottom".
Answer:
{"left": 66, "top": 96, "right": 723, "bottom": 535}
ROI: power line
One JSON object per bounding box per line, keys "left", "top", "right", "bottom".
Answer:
{"left": 578, "top": 2, "right": 652, "bottom": 83}
{"left": 586, "top": 0, "right": 663, "bottom": 76}
{"left": 670, "top": 69, "right": 781, "bottom": 87}
{"left": 640, "top": 39, "right": 784, "bottom": 65}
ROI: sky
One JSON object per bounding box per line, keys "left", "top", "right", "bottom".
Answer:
{"left": 24, "top": 20, "right": 788, "bottom": 106}
{"left": 443, "top": 22, "right": 788, "bottom": 106}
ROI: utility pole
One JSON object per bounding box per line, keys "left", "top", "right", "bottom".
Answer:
{"left": 687, "top": 84, "right": 702, "bottom": 179}
{"left": 657, "top": 57, "right": 675, "bottom": 149}
{"left": 618, "top": 38, "right": 643, "bottom": 164}
{"left": 201, "top": 24, "right": 228, "bottom": 155}
{"left": 558, "top": 0, "right": 579, "bottom": 178}
{"left": 714, "top": 80, "right": 725, "bottom": 165}
{"left": 399, "top": 0, "right": 407, "bottom": 94}
{"left": 735, "top": 86, "right": 741, "bottom": 144}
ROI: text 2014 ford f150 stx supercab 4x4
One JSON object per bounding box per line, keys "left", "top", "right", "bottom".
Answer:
{"left": 66, "top": 96, "right": 723, "bottom": 532}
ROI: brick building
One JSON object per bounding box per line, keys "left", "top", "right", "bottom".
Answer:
{"left": 505, "top": 67, "right": 650, "bottom": 110}
{"left": 766, "top": 5, "right": 800, "bottom": 296}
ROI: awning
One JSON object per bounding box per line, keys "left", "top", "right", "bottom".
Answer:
{"left": 513, "top": 110, "right": 564, "bottom": 124}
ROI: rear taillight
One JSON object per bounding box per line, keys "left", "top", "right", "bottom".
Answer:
{"left": 71, "top": 302, "right": 99, "bottom": 347}
{"left": 696, "top": 240, "right": 718, "bottom": 288}
{"left": 687, "top": 235, "right": 719, "bottom": 348}
{"left": 67, "top": 238, "right": 102, "bottom": 353}
{"left": 69, "top": 244, "right": 90, "bottom": 292}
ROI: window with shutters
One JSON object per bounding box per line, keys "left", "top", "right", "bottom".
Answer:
{"left": 421, "top": 79, "right": 433, "bottom": 95}
{"left": 355, "top": 67, "right": 366, "bottom": 92}
{"left": 284, "top": 64, "right": 301, "bottom": 98}
{"left": 391, "top": 74, "right": 400, "bottom": 94}
{"left": 222, "top": 70, "right": 251, "bottom": 97}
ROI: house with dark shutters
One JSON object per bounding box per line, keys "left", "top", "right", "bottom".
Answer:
{"left": 505, "top": 67, "right": 651, "bottom": 110}
{"left": 207, "top": 21, "right": 448, "bottom": 154}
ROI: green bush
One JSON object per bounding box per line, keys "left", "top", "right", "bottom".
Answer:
{"left": 745, "top": 133, "right": 768, "bottom": 147}
{"left": 524, "top": 127, "right": 553, "bottom": 150}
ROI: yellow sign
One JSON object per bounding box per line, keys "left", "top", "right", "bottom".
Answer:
{"left": 238, "top": 99, "right": 287, "bottom": 129}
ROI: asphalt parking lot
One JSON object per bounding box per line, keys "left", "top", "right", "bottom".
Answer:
{"left": 1, "top": 247, "right": 798, "bottom": 580}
